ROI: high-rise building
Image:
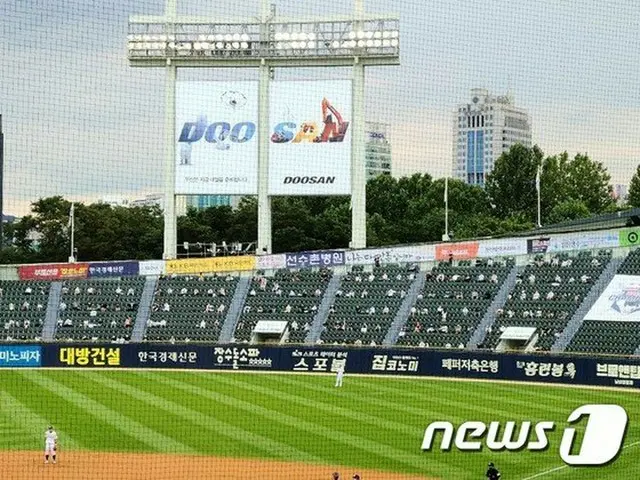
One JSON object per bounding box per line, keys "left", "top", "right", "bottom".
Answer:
{"left": 365, "top": 122, "right": 392, "bottom": 180}
{"left": 453, "top": 88, "right": 531, "bottom": 186}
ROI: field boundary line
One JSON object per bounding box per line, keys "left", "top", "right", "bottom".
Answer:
{"left": 520, "top": 440, "right": 640, "bottom": 480}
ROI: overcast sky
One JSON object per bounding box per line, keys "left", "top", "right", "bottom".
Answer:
{"left": 1, "top": 0, "right": 639, "bottom": 215}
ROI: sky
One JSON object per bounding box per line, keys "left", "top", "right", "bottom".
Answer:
{"left": 1, "top": 0, "right": 639, "bottom": 216}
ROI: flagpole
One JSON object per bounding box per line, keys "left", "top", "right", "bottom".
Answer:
{"left": 69, "top": 203, "right": 75, "bottom": 263}
{"left": 444, "top": 176, "right": 449, "bottom": 241}
{"left": 536, "top": 167, "right": 542, "bottom": 228}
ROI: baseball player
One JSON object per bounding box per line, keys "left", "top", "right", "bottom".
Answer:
{"left": 335, "top": 364, "right": 345, "bottom": 388}
{"left": 44, "top": 426, "right": 58, "bottom": 464}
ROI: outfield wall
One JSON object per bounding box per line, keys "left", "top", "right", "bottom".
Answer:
{"left": 2, "top": 344, "right": 639, "bottom": 389}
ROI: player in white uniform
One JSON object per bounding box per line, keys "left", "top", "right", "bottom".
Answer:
{"left": 44, "top": 426, "right": 58, "bottom": 464}
{"left": 335, "top": 364, "right": 345, "bottom": 387}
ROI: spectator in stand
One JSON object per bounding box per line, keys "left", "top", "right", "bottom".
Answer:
{"left": 124, "top": 316, "right": 132, "bottom": 328}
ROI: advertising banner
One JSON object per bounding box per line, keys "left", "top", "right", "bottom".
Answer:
{"left": 175, "top": 81, "right": 258, "bottom": 195}
{"left": 0, "top": 345, "right": 41, "bottom": 367}
{"left": 435, "top": 242, "right": 479, "bottom": 261}
{"left": 88, "top": 261, "right": 139, "bottom": 278}
{"left": 477, "top": 239, "right": 527, "bottom": 258}
{"left": 18, "top": 263, "right": 89, "bottom": 281}
{"left": 139, "top": 260, "right": 165, "bottom": 276}
{"left": 269, "top": 80, "right": 352, "bottom": 196}
{"left": 619, "top": 227, "right": 640, "bottom": 247}
{"left": 256, "top": 254, "right": 286, "bottom": 271}
{"left": 584, "top": 275, "right": 640, "bottom": 322}
{"left": 285, "top": 250, "right": 345, "bottom": 269}
{"left": 345, "top": 245, "right": 435, "bottom": 266}
{"left": 165, "top": 256, "right": 256, "bottom": 275}
{"left": 22, "top": 344, "right": 640, "bottom": 389}
{"left": 548, "top": 231, "right": 619, "bottom": 252}
{"left": 527, "top": 237, "right": 551, "bottom": 254}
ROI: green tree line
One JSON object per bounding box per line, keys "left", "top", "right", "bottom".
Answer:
{"left": 0, "top": 145, "right": 632, "bottom": 264}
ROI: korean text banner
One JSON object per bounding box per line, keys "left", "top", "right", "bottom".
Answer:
{"left": 0, "top": 345, "right": 41, "bottom": 367}
{"left": 256, "top": 254, "right": 286, "bottom": 270}
{"left": 88, "top": 261, "right": 139, "bottom": 278}
{"left": 584, "top": 275, "right": 640, "bottom": 322}
{"left": 19, "top": 263, "right": 89, "bottom": 281}
{"left": 175, "top": 81, "right": 258, "bottom": 195}
{"left": 285, "top": 250, "right": 345, "bottom": 269}
{"left": 139, "top": 260, "right": 165, "bottom": 276}
{"left": 31, "top": 344, "right": 640, "bottom": 389}
{"left": 435, "top": 242, "right": 479, "bottom": 261}
{"left": 346, "top": 245, "right": 435, "bottom": 266}
{"left": 269, "top": 80, "right": 352, "bottom": 196}
{"left": 165, "top": 255, "right": 256, "bottom": 275}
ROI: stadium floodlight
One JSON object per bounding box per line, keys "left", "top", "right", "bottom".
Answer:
{"left": 128, "top": 0, "right": 400, "bottom": 259}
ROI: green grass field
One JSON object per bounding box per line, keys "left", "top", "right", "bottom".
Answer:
{"left": 0, "top": 369, "right": 638, "bottom": 479}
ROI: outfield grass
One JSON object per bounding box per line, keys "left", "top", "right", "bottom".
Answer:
{"left": 0, "top": 369, "right": 638, "bottom": 479}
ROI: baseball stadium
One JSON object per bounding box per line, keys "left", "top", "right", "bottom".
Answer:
{"left": 2, "top": 0, "right": 640, "bottom": 479}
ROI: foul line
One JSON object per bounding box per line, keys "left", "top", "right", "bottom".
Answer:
{"left": 520, "top": 440, "right": 640, "bottom": 480}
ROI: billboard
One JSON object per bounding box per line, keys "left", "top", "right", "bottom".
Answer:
{"left": 88, "top": 261, "right": 139, "bottom": 278}
{"left": 165, "top": 256, "right": 256, "bottom": 275}
{"left": 0, "top": 346, "right": 41, "bottom": 367}
{"left": 19, "top": 263, "right": 89, "bottom": 281}
{"left": 435, "top": 242, "right": 479, "bottom": 261}
{"left": 285, "top": 250, "right": 345, "bottom": 269}
{"left": 584, "top": 275, "right": 640, "bottom": 322}
{"left": 269, "top": 80, "right": 352, "bottom": 195}
{"left": 175, "top": 81, "right": 258, "bottom": 195}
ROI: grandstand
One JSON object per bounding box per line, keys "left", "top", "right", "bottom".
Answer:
{"left": 233, "top": 268, "right": 332, "bottom": 343}
{"left": 482, "top": 250, "right": 612, "bottom": 351}
{"left": 397, "top": 257, "right": 514, "bottom": 349}
{"left": 54, "top": 277, "right": 145, "bottom": 342}
{"left": 0, "top": 281, "right": 48, "bottom": 342}
{"left": 145, "top": 274, "right": 238, "bottom": 343}
{"left": 319, "top": 265, "right": 414, "bottom": 346}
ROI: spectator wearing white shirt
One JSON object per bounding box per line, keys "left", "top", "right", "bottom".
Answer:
{"left": 163, "top": 302, "right": 171, "bottom": 312}
{"left": 217, "top": 304, "right": 226, "bottom": 314}
{"left": 127, "top": 287, "right": 135, "bottom": 296}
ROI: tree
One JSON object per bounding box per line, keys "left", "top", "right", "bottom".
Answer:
{"left": 485, "top": 144, "right": 545, "bottom": 221}
{"left": 547, "top": 199, "right": 591, "bottom": 224}
{"left": 628, "top": 164, "right": 640, "bottom": 207}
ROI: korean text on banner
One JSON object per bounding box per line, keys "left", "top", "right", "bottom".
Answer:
{"left": 527, "top": 237, "right": 551, "bottom": 254}
{"left": 19, "top": 263, "right": 89, "bottom": 281}
{"left": 0, "top": 346, "right": 41, "bottom": 367}
{"left": 285, "top": 250, "right": 345, "bottom": 269}
{"left": 268, "top": 80, "right": 352, "bottom": 196}
{"left": 435, "top": 242, "right": 479, "bottom": 261}
{"left": 346, "top": 245, "right": 435, "bottom": 266}
{"left": 139, "top": 260, "right": 165, "bottom": 276}
{"left": 477, "top": 239, "right": 527, "bottom": 257}
{"left": 619, "top": 228, "right": 640, "bottom": 247}
{"left": 175, "top": 81, "right": 259, "bottom": 195}
{"left": 166, "top": 256, "right": 256, "bottom": 275}
{"left": 257, "top": 254, "right": 286, "bottom": 270}
{"left": 88, "top": 261, "right": 139, "bottom": 278}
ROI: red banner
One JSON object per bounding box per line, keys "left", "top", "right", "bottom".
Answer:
{"left": 19, "top": 263, "right": 89, "bottom": 281}
{"left": 435, "top": 242, "right": 480, "bottom": 261}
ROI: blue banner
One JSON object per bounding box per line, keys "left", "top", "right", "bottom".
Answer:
{"left": 27, "top": 344, "right": 640, "bottom": 389}
{"left": 88, "top": 261, "right": 139, "bottom": 278}
{"left": 285, "top": 250, "right": 345, "bottom": 269}
{"left": 0, "top": 345, "right": 42, "bottom": 367}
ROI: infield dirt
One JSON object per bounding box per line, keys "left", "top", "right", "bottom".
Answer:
{"left": 6, "top": 451, "right": 438, "bottom": 479}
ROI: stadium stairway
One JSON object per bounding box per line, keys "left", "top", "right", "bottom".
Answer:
{"left": 551, "top": 255, "right": 624, "bottom": 353}
{"left": 130, "top": 276, "right": 158, "bottom": 342}
{"left": 42, "top": 282, "right": 63, "bottom": 342}
{"left": 467, "top": 262, "right": 520, "bottom": 349}
{"left": 305, "top": 273, "right": 342, "bottom": 344}
{"left": 383, "top": 271, "right": 426, "bottom": 346}
{"left": 218, "top": 276, "right": 251, "bottom": 343}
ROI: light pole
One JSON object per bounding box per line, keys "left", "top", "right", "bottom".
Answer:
{"left": 127, "top": 1, "right": 400, "bottom": 258}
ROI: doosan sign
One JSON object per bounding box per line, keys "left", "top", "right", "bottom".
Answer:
{"left": 175, "top": 80, "right": 352, "bottom": 196}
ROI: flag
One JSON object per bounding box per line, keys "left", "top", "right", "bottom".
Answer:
{"left": 535, "top": 168, "right": 541, "bottom": 193}
{"left": 68, "top": 203, "right": 74, "bottom": 228}
{"left": 444, "top": 177, "right": 448, "bottom": 204}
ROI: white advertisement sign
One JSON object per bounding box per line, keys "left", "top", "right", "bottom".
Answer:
{"left": 346, "top": 245, "right": 435, "bottom": 266}
{"left": 478, "top": 239, "right": 527, "bottom": 257}
{"left": 269, "top": 80, "right": 352, "bottom": 195}
{"left": 256, "top": 254, "right": 286, "bottom": 270}
{"left": 548, "top": 231, "right": 619, "bottom": 253}
{"left": 175, "top": 82, "right": 258, "bottom": 195}
{"left": 139, "top": 260, "right": 165, "bottom": 276}
{"left": 585, "top": 275, "right": 640, "bottom": 322}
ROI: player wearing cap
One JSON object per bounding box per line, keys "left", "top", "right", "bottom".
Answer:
{"left": 486, "top": 462, "right": 501, "bottom": 479}
{"left": 44, "top": 426, "right": 58, "bottom": 464}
